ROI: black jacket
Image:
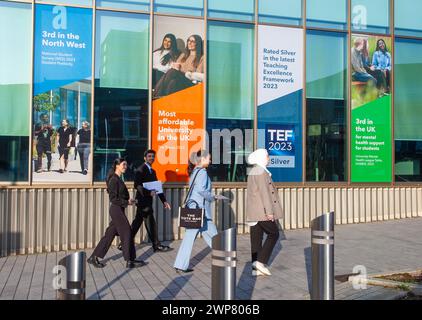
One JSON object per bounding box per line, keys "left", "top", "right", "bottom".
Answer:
{"left": 134, "top": 163, "right": 166, "bottom": 206}
{"left": 107, "top": 174, "right": 130, "bottom": 208}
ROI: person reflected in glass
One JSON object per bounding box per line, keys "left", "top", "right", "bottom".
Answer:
{"left": 152, "top": 33, "right": 181, "bottom": 87}
{"left": 77, "top": 121, "right": 91, "bottom": 175}
{"left": 56, "top": 119, "right": 73, "bottom": 174}
{"left": 153, "top": 34, "right": 204, "bottom": 98}
{"left": 88, "top": 158, "right": 145, "bottom": 269}
{"left": 34, "top": 113, "right": 53, "bottom": 173}
{"left": 372, "top": 39, "right": 391, "bottom": 95}
{"left": 173, "top": 150, "right": 226, "bottom": 273}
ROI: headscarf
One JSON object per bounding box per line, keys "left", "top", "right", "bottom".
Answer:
{"left": 247, "top": 149, "right": 271, "bottom": 175}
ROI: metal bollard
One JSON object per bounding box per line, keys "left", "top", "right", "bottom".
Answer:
{"left": 56, "top": 251, "right": 86, "bottom": 300}
{"left": 311, "top": 211, "right": 334, "bottom": 300}
{"left": 211, "top": 227, "right": 237, "bottom": 300}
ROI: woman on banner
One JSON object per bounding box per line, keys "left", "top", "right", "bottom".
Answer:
{"left": 351, "top": 37, "right": 377, "bottom": 85}
{"left": 88, "top": 158, "right": 146, "bottom": 269}
{"left": 77, "top": 121, "right": 91, "bottom": 175}
{"left": 173, "top": 150, "right": 226, "bottom": 273}
{"left": 361, "top": 38, "right": 388, "bottom": 95}
{"left": 152, "top": 33, "right": 181, "bottom": 87}
{"left": 246, "top": 149, "right": 283, "bottom": 276}
{"left": 56, "top": 119, "right": 73, "bottom": 174}
{"left": 371, "top": 39, "right": 391, "bottom": 94}
{"left": 153, "top": 34, "right": 204, "bottom": 98}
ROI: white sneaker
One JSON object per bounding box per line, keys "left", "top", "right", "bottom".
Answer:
{"left": 254, "top": 261, "right": 271, "bottom": 276}
{"left": 252, "top": 269, "right": 265, "bottom": 276}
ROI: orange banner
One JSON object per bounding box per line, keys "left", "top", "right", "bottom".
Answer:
{"left": 152, "top": 83, "right": 204, "bottom": 182}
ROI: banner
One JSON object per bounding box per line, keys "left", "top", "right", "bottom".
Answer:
{"left": 351, "top": 35, "right": 392, "bottom": 182}
{"left": 257, "top": 25, "right": 303, "bottom": 182}
{"left": 151, "top": 16, "right": 205, "bottom": 182}
{"left": 32, "top": 4, "right": 92, "bottom": 183}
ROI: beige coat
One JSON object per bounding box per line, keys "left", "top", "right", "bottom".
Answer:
{"left": 246, "top": 166, "right": 284, "bottom": 222}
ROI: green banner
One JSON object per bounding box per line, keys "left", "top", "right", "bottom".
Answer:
{"left": 351, "top": 95, "right": 392, "bottom": 182}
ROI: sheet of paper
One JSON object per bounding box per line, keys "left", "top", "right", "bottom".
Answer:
{"left": 142, "top": 181, "right": 163, "bottom": 194}
{"left": 215, "top": 194, "right": 230, "bottom": 200}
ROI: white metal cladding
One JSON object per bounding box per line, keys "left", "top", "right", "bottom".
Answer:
{"left": 1, "top": 187, "right": 422, "bottom": 256}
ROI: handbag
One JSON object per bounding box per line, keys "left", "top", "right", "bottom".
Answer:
{"left": 178, "top": 169, "right": 205, "bottom": 229}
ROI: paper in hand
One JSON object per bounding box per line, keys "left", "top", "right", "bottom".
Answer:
{"left": 215, "top": 194, "right": 229, "bottom": 201}
{"left": 142, "top": 181, "right": 163, "bottom": 194}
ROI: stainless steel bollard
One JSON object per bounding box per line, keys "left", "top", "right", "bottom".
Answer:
{"left": 311, "top": 211, "right": 334, "bottom": 300}
{"left": 211, "top": 227, "right": 237, "bottom": 300}
{"left": 57, "top": 251, "right": 86, "bottom": 300}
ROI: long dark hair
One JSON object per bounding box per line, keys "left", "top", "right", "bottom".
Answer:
{"left": 181, "top": 34, "right": 203, "bottom": 69}
{"left": 376, "top": 39, "right": 388, "bottom": 53}
{"left": 106, "top": 158, "right": 126, "bottom": 186}
{"left": 188, "top": 149, "right": 210, "bottom": 176}
{"left": 154, "top": 33, "right": 180, "bottom": 66}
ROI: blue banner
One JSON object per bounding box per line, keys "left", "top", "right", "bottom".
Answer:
{"left": 257, "top": 25, "right": 303, "bottom": 182}
{"left": 34, "top": 4, "right": 92, "bottom": 95}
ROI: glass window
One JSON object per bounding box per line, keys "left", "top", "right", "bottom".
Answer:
{"left": 33, "top": 4, "right": 92, "bottom": 183}
{"left": 395, "top": 38, "right": 422, "bottom": 182}
{"left": 36, "top": 0, "right": 92, "bottom": 6}
{"left": 259, "top": 0, "right": 302, "bottom": 26}
{"left": 351, "top": 0, "right": 389, "bottom": 34}
{"left": 0, "top": 1, "right": 31, "bottom": 182}
{"left": 306, "top": 30, "right": 347, "bottom": 182}
{"left": 306, "top": 0, "right": 347, "bottom": 30}
{"left": 154, "top": 0, "right": 203, "bottom": 16}
{"left": 208, "top": 0, "right": 255, "bottom": 22}
{"left": 395, "top": 0, "right": 422, "bottom": 37}
{"left": 94, "top": 11, "right": 149, "bottom": 182}
{"left": 97, "top": 0, "right": 149, "bottom": 11}
{"left": 207, "top": 21, "right": 254, "bottom": 182}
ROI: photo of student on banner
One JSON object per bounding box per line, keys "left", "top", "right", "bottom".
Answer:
{"left": 152, "top": 16, "right": 205, "bottom": 99}
{"left": 351, "top": 35, "right": 392, "bottom": 109}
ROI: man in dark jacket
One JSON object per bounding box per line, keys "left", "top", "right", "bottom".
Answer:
{"left": 119, "top": 149, "right": 172, "bottom": 252}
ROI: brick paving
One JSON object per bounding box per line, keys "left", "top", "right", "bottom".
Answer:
{"left": 0, "top": 217, "right": 421, "bottom": 300}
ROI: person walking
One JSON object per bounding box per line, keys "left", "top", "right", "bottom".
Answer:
{"left": 173, "top": 150, "right": 226, "bottom": 273}
{"left": 88, "top": 158, "right": 145, "bottom": 268}
{"left": 246, "top": 149, "right": 283, "bottom": 276}
{"left": 34, "top": 113, "right": 53, "bottom": 173}
{"left": 56, "top": 119, "right": 73, "bottom": 173}
{"left": 118, "top": 149, "right": 172, "bottom": 252}
{"left": 76, "top": 121, "right": 91, "bottom": 175}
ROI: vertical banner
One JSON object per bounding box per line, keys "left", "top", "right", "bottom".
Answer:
{"left": 151, "top": 16, "right": 205, "bottom": 182}
{"left": 33, "top": 4, "right": 92, "bottom": 183}
{"left": 351, "top": 35, "right": 392, "bottom": 182}
{"left": 257, "top": 25, "right": 303, "bottom": 182}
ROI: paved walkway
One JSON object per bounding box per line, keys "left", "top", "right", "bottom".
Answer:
{"left": 0, "top": 218, "right": 421, "bottom": 300}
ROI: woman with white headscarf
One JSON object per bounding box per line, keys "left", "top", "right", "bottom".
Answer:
{"left": 246, "top": 149, "right": 283, "bottom": 276}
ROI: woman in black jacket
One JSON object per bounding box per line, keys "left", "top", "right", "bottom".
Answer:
{"left": 88, "top": 158, "right": 145, "bottom": 268}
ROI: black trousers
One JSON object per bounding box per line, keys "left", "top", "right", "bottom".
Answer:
{"left": 130, "top": 205, "right": 160, "bottom": 248}
{"left": 250, "top": 221, "right": 280, "bottom": 265}
{"left": 36, "top": 143, "right": 52, "bottom": 171}
{"left": 92, "top": 204, "right": 136, "bottom": 261}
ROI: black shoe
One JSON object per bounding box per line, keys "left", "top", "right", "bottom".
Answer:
{"left": 87, "top": 256, "right": 106, "bottom": 268}
{"left": 117, "top": 243, "right": 122, "bottom": 251}
{"left": 58, "top": 169, "right": 64, "bottom": 174}
{"left": 153, "top": 245, "right": 172, "bottom": 252}
{"left": 127, "top": 259, "right": 146, "bottom": 268}
{"left": 175, "top": 268, "right": 194, "bottom": 273}
{"left": 83, "top": 169, "right": 88, "bottom": 175}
